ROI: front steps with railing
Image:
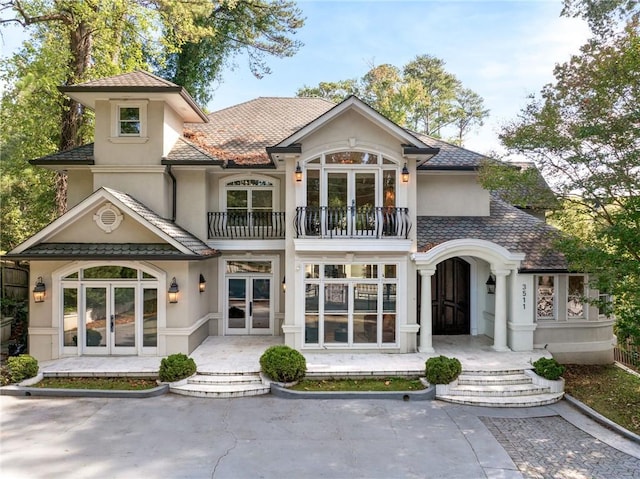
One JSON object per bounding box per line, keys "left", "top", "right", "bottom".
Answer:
{"left": 436, "top": 368, "right": 564, "bottom": 407}
{"left": 170, "top": 371, "right": 270, "bottom": 398}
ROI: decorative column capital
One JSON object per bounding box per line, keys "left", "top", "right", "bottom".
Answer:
{"left": 491, "top": 268, "right": 511, "bottom": 277}
{"left": 418, "top": 268, "right": 436, "bottom": 278}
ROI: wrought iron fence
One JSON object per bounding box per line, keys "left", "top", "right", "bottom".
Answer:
{"left": 614, "top": 338, "right": 640, "bottom": 370}
{"left": 207, "top": 211, "right": 286, "bottom": 239}
{"left": 294, "top": 206, "right": 411, "bottom": 239}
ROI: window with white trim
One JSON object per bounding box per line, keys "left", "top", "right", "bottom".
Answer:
{"left": 110, "top": 101, "right": 148, "bottom": 141}
{"left": 304, "top": 263, "right": 398, "bottom": 347}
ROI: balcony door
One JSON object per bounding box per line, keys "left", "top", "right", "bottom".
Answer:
{"left": 325, "top": 170, "right": 377, "bottom": 234}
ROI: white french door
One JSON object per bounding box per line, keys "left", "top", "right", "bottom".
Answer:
{"left": 226, "top": 277, "right": 273, "bottom": 335}
{"left": 83, "top": 284, "right": 137, "bottom": 355}
{"left": 325, "top": 169, "right": 378, "bottom": 234}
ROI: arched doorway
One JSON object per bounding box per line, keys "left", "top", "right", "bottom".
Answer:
{"left": 432, "top": 258, "right": 470, "bottom": 335}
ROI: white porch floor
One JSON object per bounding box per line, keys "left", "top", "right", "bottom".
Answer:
{"left": 39, "top": 335, "right": 552, "bottom": 377}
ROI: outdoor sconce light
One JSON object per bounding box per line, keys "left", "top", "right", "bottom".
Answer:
{"left": 33, "top": 277, "right": 46, "bottom": 303}
{"left": 295, "top": 162, "right": 303, "bottom": 182}
{"left": 401, "top": 163, "right": 410, "bottom": 183}
{"left": 282, "top": 276, "right": 286, "bottom": 293}
{"left": 199, "top": 274, "right": 206, "bottom": 293}
{"left": 168, "top": 277, "right": 180, "bottom": 303}
{"left": 486, "top": 274, "right": 496, "bottom": 295}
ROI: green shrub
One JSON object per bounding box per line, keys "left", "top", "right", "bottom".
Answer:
{"left": 425, "top": 355, "right": 462, "bottom": 384}
{"left": 7, "top": 354, "right": 39, "bottom": 383}
{"left": 159, "top": 353, "right": 196, "bottom": 382}
{"left": 533, "top": 357, "right": 565, "bottom": 380}
{"left": 260, "top": 345, "right": 307, "bottom": 383}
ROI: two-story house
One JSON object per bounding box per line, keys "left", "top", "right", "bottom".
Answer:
{"left": 7, "top": 71, "right": 615, "bottom": 364}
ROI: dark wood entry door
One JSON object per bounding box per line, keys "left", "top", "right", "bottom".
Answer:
{"left": 432, "top": 258, "right": 470, "bottom": 335}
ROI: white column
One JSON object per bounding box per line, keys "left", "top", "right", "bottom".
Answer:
{"left": 419, "top": 269, "right": 435, "bottom": 353}
{"left": 493, "top": 269, "right": 511, "bottom": 351}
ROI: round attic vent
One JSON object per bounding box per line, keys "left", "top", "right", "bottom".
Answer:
{"left": 93, "top": 203, "right": 123, "bottom": 233}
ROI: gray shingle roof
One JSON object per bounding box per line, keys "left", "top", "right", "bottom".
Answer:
{"left": 29, "top": 143, "right": 95, "bottom": 165}
{"left": 416, "top": 196, "right": 567, "bottom": 271}
{"left": 413, "top": 133, "right": 487, "bottom": 169}
{"left": 67, "top": 70, "right": 178, "bottom": 89}
{"left": 186, "top": 97, "right": 336, "bottom": 164}
{"left": 104, "top": 188, "right": 218, "bottom": 257}
{"left": 14, "top": 243, "right": 189, "bottom": 260}
{"left": 163, "top": 137, "right": 223, "bottom": 164}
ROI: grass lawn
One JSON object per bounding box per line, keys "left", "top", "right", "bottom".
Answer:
{"left": 32, "top": 377, "right": 158, "bottom": 390}
{"left": 290, "top": 377, "right": 425, "bottom": 392}
{"left": 563, "top": 364, "right": 640, "bottom": 435}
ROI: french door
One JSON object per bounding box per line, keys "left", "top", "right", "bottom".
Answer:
{"left": 226, "top": 277, "right": 272, "bottom": 335}
{"left": 325, "top": 170, "right": 377, "bottom": 234}
{"left": 83, "top": 284, "right": 137, "bottom": 354}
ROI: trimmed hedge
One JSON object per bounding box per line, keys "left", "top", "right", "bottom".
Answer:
{"left": 260, "top": 345, "right": 306, "bottom": 383}
{"left": 159, "top": 353, "right": 196, "bottom": 382}
{"left": 425, "top": 355, "right": 462, "bottom": 384}
{"left": 532, "top": 357, "right": 565, "bottom": 380}
{"left": 7, "top": 354, "right": 39, "bottom": 383}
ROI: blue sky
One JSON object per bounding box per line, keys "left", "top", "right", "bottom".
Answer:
{"left": 1, "top": 0, "right": 590, "bottom": 155}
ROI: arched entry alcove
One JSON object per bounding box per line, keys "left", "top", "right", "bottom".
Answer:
{"left": 412, "top": 239, "right": 525, "bottom": 352}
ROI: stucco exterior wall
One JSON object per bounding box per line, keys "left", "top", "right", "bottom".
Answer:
{"left": 92, "top": 171, "right": 171, "bottom": 218}
{"left": 416, "top": 173, "right": 490, "bottom": 216}
{"left": 174, "top": 169, "right": 208, "bottom": 241}
{"left": 300, "top": 110, "right": 403, "bottom": 161}
{"left": 49, "top": 203, "right": 163, "bottom": 243}
{"left": 66, "top": 170, "right": 94, "bottom": 209}
{"left": 93, "top": 100, "right": 166, "bottom": 166}
{"left": 534, "top": 320, "right": 615, "bottom": 364}
{"left": 163, "top": 104, "right": 183, "bottom": 157}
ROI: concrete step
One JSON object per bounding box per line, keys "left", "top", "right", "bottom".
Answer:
{"left": 458, "top": 373, "right": 532, "bottom": 386}
{"left": 445, "top": 383, "right": 550, "bottom": 397}
{"left": 462, "top": 369, "right": 528, "bottom": 376}
{"left": 437, "top": 392, "right": 564, "bottom": 408}
{"left": 189, "top": 374, "right": 262, "bottom": 385}
{"left": 170, "top": 381, "right": 270, "bottom": 398}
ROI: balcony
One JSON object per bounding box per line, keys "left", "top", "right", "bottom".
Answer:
{"left": 207, "top": 211, "right": 286, "bottom": 239}
{"left": 295, "top": 206, "right": 411, "bottom": 239}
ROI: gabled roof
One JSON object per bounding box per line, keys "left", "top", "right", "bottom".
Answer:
{"left": 59, "top": 70, "right": 208, "bottom": 123}
{"left": 29, "top": 143, "right": 95, "bottom": 166}
{"left": 416, "top": 196, "right": 567, "bottom": 272}
{"left": 274, "top": 96, "right": 432, "bottom": 151}
{"left": 7, "top": 187, "right": 218, "bottom": 260}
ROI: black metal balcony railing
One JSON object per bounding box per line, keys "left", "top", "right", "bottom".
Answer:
{"left": 295, "top": 206, "right": 411, "bottom": 239}
{"left": 207, "top": 211, "right": 286, "bottom": 239}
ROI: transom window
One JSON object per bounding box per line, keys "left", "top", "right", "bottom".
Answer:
{"left": 304, "top": 263, "right": 398, "bottom": 347}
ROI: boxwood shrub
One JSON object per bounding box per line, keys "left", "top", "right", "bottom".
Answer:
{"left": 260, "top": 345, "right": 306, "bottom": 383}
{"left": 159, "top": 353, "right": 196, "bottom": 382}
{"left": 425, "top": 355, "right": 462, "bottom": 384}
{"left": 7, "top": 354, "right": 39, "bottom": 383}
{"left": 532, "top": 357, "right": 565, "bottom": 380}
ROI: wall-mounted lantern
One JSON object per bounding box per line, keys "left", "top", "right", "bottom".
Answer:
{"left": 168, "top": 277, "right": 180, "bottom": 303}
{"left": 401, "top": 163, "right": 410, "bottom": 183}
{"left": 295, "top": 162, "right": 303, "bottom": 182}
{"left": 282, "top": 276, "right": 286, "bottom": 293}
{"left": 199, "top": 274, "right": 206, "bottom": 293}
{"left": 33, "top": 277, "right": 46, "bottom": 303}
{"left": 486, "top": 274, "right": 496, "bottom": 294}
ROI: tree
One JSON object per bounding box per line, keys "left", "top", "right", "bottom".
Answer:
{"left": 481, "top": 16, "right": 640, "bottom": 341}
{"left": 0, "top": 0, "right": 304, "bottom": 251}
{"left": 296, "top": 54, "right": 489, "bottom": 144}
{"left": 159, "top": 0, "right": 304, "bottom": 106}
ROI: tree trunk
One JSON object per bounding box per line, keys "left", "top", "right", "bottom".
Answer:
{"left": 57, "top": 21, "right": 92, "bottom": 215}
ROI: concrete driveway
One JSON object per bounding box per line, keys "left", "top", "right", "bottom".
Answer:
{"left": 1, "top": 395, "right": 639, "bottom": 479}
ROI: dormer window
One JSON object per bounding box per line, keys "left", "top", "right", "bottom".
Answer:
{"left": 110, "top": 101, "right": 148, "bottom": 143}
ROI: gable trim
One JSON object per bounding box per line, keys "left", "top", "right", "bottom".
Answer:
{"left": 8, "top": 188, "right": 196, "bottom": 256}
{"left": 273, "top": 96, "right": 430, "bottom": 149}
